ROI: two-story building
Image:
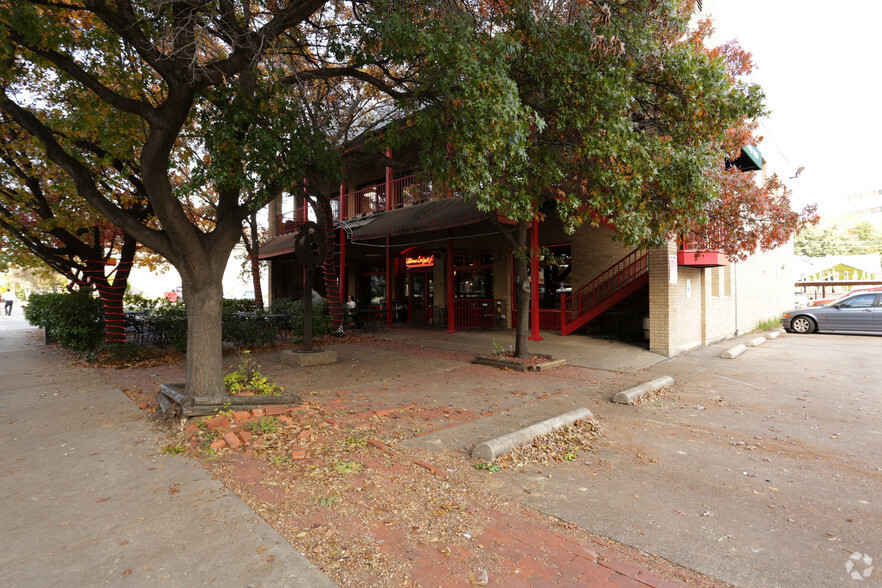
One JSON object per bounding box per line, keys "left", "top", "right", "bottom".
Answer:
{"left": 259, "top": 146, "right": 794, "bottom": 357}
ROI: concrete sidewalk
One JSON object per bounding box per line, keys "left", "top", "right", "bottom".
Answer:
{"left": 0, "top": 325, "right": 335, "bottom": 587}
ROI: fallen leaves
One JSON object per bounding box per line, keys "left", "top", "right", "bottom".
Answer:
{"left": 495, "top": 419, "right": 602, "bottom": 469}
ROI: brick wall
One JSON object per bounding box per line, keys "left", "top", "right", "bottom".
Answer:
{"left": 570, "top": 225, "right": 633, "bottom": 291}
{"left": 648, "top": 240, "right": 796, "bottom": 356}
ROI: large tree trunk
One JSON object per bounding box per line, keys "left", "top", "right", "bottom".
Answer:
{"left": 313, "top": 196, "right": 344, "bottom": 334}
{"left": 181, "top": 272, "right": 226, "bottom": 396}
{"left": 511, "top": 221, "right": 531, "bottom": 359}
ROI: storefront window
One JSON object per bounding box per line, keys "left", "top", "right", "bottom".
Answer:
{"left": 455, "top": 252, "right": 493, "bottom": 299}
{"left": 538, "top": 244, "right": 571, "bottom": 309}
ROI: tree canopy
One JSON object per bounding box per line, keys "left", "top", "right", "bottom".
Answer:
{"left": 0, "top": 0, "right": 817, "bottom": 386}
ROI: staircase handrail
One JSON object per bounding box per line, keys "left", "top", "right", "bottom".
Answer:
{"left": 562, "top": 249, "right": 648, "bottom": 323}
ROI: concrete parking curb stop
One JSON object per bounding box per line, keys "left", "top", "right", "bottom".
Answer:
{"left": 612, "top": 376, "right": 674, "bottom": 404}
{"left": 747, "top": 336, "right": 766, "bottom": 347}
{"left": 471, "top": 408, "right": 594, "bottom": 461}
{"left": 720, "top": 344, "right": 747, "bottom": 359}
{"left": 767, "top": 330, "right": 781, "bottom": 339}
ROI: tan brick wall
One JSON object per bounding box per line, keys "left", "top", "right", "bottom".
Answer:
{"left": 648, "top": 240, "right": 796, "bottom": 356}
{"left": 570, "top": 225, "right": 634, "bottom": 291}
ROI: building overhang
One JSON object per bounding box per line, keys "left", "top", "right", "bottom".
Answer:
{"left": 677, "top": 249, "right": 730, "bottom": 268}
{"left": 352, "top": 198, "right": 492, "bottom": 241}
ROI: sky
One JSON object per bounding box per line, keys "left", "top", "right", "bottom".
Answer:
{"left": 704, "top": 0, "right": 882, "bottom": 218}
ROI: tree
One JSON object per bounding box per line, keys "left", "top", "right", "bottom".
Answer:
{"left": 0, "top": 116, "right": 152, "bottom": 342}
{"left": 0, "top": 0, "right": 416, "bottom": 396}
{"left": 374, "top": 1, "right": 815, "bottom": 357}
{"left": 795, "top": 220, "right": 882, "bottom": 259}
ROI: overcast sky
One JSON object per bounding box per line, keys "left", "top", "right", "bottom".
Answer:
{"left": 705, "top": 1, "right": 881, "bottom": 217}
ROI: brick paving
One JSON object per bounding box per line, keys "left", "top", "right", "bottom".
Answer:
{"left": 99, "top": 335, "right": 724, "bottom": 587}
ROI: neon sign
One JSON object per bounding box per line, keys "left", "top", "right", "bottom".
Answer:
{"left": 405, "top": 255, "right": 434, "bottom": 268}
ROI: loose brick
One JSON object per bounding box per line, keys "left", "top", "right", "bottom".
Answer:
{"left": 209, "top": 438, "right": 227, "bottom": 450}
{"left": 373, "top": 408, "right": 398, "bottom": 417}
{"left": 291, "top": 449, "right": 306, "bottom": 460}
{"left": 239, "top": 430, "right": 253, "bottom": 444}
{"left": 368, "top": 439, "right": 399, "bottom": 456}
{"left": 264, "top": 405, "right": 288, "bottom": 416}
{"left": 232, "top": 410, "right": 251, "bottom": 422}
{"left": 204, "top": 415, "right": 230, "bottom": 429}
{"left": 297, "top": 429, "right": 313, "bottom": 441}
{"left": 185, "top": 424, "right": 201, "bottom": 435}
{"left": 413, "top": 460, "right": 449, "bottom": 478}
{"left": 278, "top": 415, "right": 295, "bottom": 426}
{"left": 251, "top": 408, "right": 265, "bottom": 418}
{"left": 223, "top": 432, "right": 242, "bottom": 449}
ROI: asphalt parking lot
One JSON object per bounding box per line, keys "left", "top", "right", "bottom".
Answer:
{"left": 479, "top": 331, "right": 882, "bottom": 587}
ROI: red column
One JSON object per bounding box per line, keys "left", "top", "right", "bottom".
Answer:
{"left": 446, "top": 230, "right": 457, "bottom": 334}
{"left": 385, "top": 147, "right": 393, "bottom": 211}
{"left": 529, "top": 217, "right": 543, "bottom": 341}
{"left": 385, "top": 236, "right": 393, "bottom": 328}
{"left": 339, "top": 182, "right": 346, "bottom": 302}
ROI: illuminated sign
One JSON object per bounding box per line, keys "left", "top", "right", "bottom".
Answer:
{"left": 405, "top": 255, "right": 434, "bottom": 269}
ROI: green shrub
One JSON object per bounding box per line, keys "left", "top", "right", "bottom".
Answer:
{"left": 222, "top": 303, "right": 277, "bottom": 347}
{"left": 123, "top": 293, "right": 159, "bottom": 311}
{"left": 269, "top": 297, "right": 330, "bottom": 338}
{"left": 224, "top": 350, "right": 283, "bottom": 395}
{"left": 149, "top": 301, "right": 188, "bottom": 351}
{"left": 24, "top": 292, "right": 105, "bottom": 351}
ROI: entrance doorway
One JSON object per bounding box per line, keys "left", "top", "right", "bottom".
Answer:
{"left": 406, "top": 272, "right": 432, "bottom": 324}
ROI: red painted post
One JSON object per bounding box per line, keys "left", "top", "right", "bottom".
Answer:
{"left": 339, "top": 182, "right": 346, "bottom": 303}
{"left": 385, "top": 236, "right": 393, "bottom": 328}
{"left": 385, "top": 147, "right": 393, "bottom": 211}
{"left": 446, "top": 230, "right": 457, "bottom": 334}
{"left": 529, "top": 217, "right": 543, "bottom": 341}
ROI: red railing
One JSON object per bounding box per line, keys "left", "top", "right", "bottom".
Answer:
{"left": 276, "top": 205, "right": 308, "bottom": 235}
{"left": 561, "top": 249, "right": 648, "bottom": 335}
{"left": 454, "top": 298, "right": 501, "bottom": 330}
{"left": 273, "top": 173, "right": 436, "bottom": 235}
{"left": 388, "top": 174, "right": 434, "bottom": 209}
{"left": 679, "top": 220, "right": 724, "bottom": 251}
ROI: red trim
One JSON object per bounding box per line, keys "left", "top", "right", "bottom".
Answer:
{"left": 446, "top": 231, "right": 457, "bottom": 333}
{"left": 677, "top": 250, "right": 730, "bottom": 267}
{"left": 529, "top": 217, "right": 543, "bottom": 341}
{"left": 561, "top": 249, "right": 649, "bottom": 336}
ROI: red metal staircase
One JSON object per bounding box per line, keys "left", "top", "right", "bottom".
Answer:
{"left": 560, "top": 249, "right": 649, "bottom": 336}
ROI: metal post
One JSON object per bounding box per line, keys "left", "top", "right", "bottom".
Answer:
{"left": 529, "top": 217, "right": 543, "bottom": 341}
{"left": 446, "top": 230, "right": 457, "bottom": 334}
{"left": 386, "top": 236, "right": 393, "bottom": 328}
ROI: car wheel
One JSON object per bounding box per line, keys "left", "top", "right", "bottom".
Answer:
{"left": 791, "top": 316, "right": 816, "bottom": 334}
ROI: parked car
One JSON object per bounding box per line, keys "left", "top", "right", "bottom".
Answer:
{"left": 810, "top": 286, "right": 882, "bottom": 306}
{"left": 782, "top": 292, "right": 882, "bottom": 334}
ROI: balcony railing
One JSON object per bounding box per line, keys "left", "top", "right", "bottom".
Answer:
{"left": 274, "top": 173, "right": 435, "bottom": 235}
{"left": 677, "top": 220, "right": 729, "bottom": 267}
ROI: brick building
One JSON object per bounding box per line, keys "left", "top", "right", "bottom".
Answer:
{"left": 259, "top": 149, "right": 794, "bottom": 357}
